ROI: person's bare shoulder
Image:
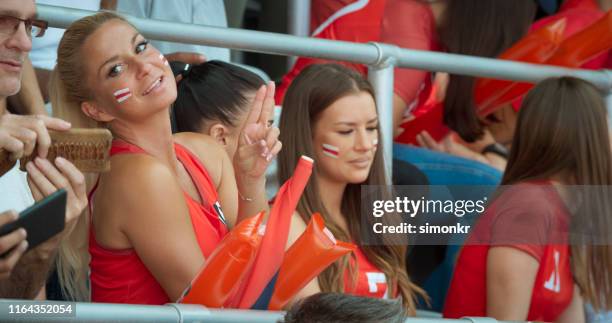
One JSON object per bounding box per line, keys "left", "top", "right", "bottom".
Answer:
{"left": 173, "top": 132, "right": 226, "bottom": 186}
{"left": 93, "top": 153, "right": 188, "bottom": 248}
{"left": 98, "top": 153, "right": 184, "bottom": 218}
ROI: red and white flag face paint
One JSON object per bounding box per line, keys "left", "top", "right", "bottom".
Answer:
{"left": 372, "top": 139, "right": 378, "bottom": 149}
{"left": 113, "top": 88, "right": 132, "bottom": 103}
{"left": 159, "top": 53, "right": 169, "bottom": 66}
{"left": 322, "top": 143, "right": 340, "bottom": 159}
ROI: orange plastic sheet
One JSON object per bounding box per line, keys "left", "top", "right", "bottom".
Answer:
{"left": 474, "top": 18, "right": 567, "bottom": 117}
{"left": 179, "top": 211, "right": 265, "bottom": 307}
{"left": 268, "top": 213, "right": 356, "bottom": 310}
{"left": 545, "top": 11, "right": 612, "bottom": 67}
{"left": 237, "top": 155, "right": 314, "bottom": 308}
{"left": 481, "top": 12, "right": 611, "bottom": 114}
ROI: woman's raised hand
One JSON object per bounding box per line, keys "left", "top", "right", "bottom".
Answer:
{"left": 234, "top": 81, "right": 281, "bottom": 181}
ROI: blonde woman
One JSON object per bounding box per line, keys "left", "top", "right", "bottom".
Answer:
{"left": 50, "top": 12, "right": 280, "bottom": 303}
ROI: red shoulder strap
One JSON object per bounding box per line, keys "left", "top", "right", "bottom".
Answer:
{"left": 110, "top": 140, "right": 147, "bottom": 156}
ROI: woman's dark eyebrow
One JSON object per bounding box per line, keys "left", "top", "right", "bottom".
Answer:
{"left": 333, "top": 118, "right": 378, "bottom": 126}
{"left": 97, "top": 32, "right": 141, "bottom": 77}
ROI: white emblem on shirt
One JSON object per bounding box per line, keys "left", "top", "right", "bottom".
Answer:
{"left": 544, "top": 250, "right": 561, "bottom": 293}
{"left": 366, "top": 272, "right": 387, "bottom": 294}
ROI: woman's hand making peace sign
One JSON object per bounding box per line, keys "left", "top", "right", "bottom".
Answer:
{"left": 234, "top": 81, "right": 281, "bottom": 181}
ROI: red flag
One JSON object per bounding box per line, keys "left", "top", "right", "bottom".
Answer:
{"left": 237, "top": 155, "right": 314, "bottom": 308}
{"left": 395, "top": 84, "right": 449, "bottom": 145}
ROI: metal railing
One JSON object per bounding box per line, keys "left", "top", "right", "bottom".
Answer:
{"left": 37, "top": 4, "right": 612, "bottom": 179}
{"left": 0, "top": 299, "right": 511, "bottom": 323}
{"left": 287, "top": 0, "right": 311, "bottom": 68}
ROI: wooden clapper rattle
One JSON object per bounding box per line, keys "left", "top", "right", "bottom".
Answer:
{"left": 0, "top": 129, "right": 112, "bottom": 177}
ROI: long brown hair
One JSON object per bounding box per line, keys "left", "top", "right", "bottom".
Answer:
{"left": 278, "top": 64, "right": 425, "bottom": 312}
{"left": 49, "top": 11, "right": 130, "bottom": 301}
{"left": 502, "top": 77, "right": 612, "bottom": 310}
{"left": 439, "top": 0, "right": 536, "bottom": 142}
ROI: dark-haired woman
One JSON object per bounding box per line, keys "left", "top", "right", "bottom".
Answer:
{"left": 444, "top": 77, "right": 612, "bottom": 322}
{"left": 173, "top": 60, "right": 268, "bottom": 160}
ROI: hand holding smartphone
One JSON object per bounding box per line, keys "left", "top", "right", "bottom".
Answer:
{"left": 0, "top": 189, "right": 67, "bottom": 257}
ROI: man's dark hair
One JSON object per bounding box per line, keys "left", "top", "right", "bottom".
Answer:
{"left": 282, "top": 293, "right": 407, "bottom": 323}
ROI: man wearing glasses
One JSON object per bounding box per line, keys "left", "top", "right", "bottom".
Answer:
{"left": 0, "top": 0, "right": 88, "bottom": 299}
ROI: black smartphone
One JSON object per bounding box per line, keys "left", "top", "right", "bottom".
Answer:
{"left": 0, "top": 189, "right": 66, "bottom": 255}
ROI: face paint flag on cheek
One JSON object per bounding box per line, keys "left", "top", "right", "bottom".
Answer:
{"left": 372, "top": 139, "right": 378, "bottom": 149}
{"left": 113, "top": 88, "right": 132, "bottom": 103}
{"left": 159, "top": 53, "right": 169, "bottom": 66}
{"left": 322, "top": 143, "right": 340, "bottom": 159}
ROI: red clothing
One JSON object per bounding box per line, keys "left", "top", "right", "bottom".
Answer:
{"left": 443, "top": 182, "right": 573, "bottom": 321}
{"left": 277, "top": 0, "right": 437, "bottom": 115}
{"left": 89, "top": 140, "right": 228, "bottom": 304}
{"left": 310, "top": 0, "right": 354, "bottom": 34}
{"left": 277, "top": 0, "right": 385, "bottom": 105}
{"left": 344, "top": 247, "right": 389, "bottom": 298}
{"left": 379, "top": 0, "right": 438, "bottom": 109}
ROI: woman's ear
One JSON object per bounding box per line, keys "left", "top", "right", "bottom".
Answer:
{"left": 81, "top": 101, "right": 114, "bottom": 123}
{"left": 209, "top": 123, "right": 229, "bottom": 146}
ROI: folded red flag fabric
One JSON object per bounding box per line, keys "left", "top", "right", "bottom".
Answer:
{"left": 395, "top": 84, "right": 449, "bottom": 145}
{"left": 237, "top": 155, "right": 314, "bottom": 308}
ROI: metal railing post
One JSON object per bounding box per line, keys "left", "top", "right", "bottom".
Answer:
{"left": 607, "top": 92, "right": 612, "bottom": 126}
{"left": 287, "top": 0, "right": 311, "bottom": 68}
{"left": 368, "top": 43, "right": 399, "bottom": 181}
{"left": 604, "top": 70, "right": 612, "bottom": 125}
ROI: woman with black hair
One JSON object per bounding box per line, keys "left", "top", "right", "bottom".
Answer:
{"left": 173, "top": 61, "right": 268, "bottom": 160}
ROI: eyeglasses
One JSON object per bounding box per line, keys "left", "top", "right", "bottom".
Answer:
{"left": 0, "top": 15, "right": 48, "bottom": 38}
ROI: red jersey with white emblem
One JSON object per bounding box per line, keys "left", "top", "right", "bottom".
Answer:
{"left": 443, "top": 182, "right": 573, "bottom": 322}
{"left": 344, "top": 247, "right": 389, "bottom": 298}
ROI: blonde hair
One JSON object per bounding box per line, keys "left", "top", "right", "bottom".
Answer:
{"left": 49, "top": 11, "right": 129, "bottom": 301}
